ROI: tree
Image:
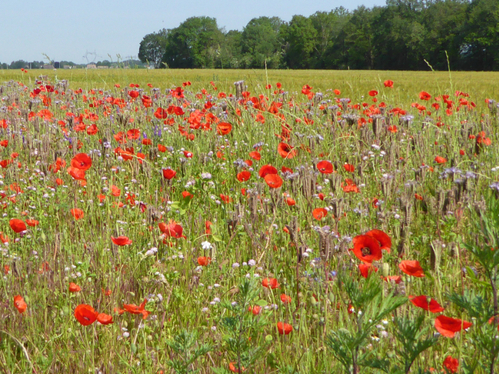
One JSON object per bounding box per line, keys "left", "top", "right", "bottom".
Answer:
{"left": 421, "top": 0, "right": 467, "bottom": 70}
{"left": 217, "top": 30, "right": 243, "bottom": 68}
{"left": 309, "top": 8, "right": 351, "bottom": 68}
{"left": 371, "top": 1, "right": 429, "bottom": 70}
{"left": 138, "top": 29, "right": 168, "bottom": 68}
{"left": 241, "top": 17, "right": 284, "bottom": 68}
{"left": 334, "top": 6, "right": 380, "bottom": 70}
{"left": 460, "top": 0, "right": 499, "bottom": 71}
{"left": 282, "top": 15, "right": 318, "bottom": 69}
{"left": 161, "top": 17, "right": 224, "bottom": 68}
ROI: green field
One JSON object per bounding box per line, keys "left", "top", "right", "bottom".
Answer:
{"left": 2, "top": 68, "right": 499, "bottom": 106}
{"left": 1, "top": 69, "right": 499, "bottom": 373}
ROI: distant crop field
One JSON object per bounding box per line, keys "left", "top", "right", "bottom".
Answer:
{"left": 2, "top": 68, "right": 499, "bottom": 107}
{"left": 1, "top": 68, "right": 499, "bottom": 373}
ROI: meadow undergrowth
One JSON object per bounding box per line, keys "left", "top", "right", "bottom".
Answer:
{"left": 0, "top": 69, "right": 498, "bottom": 373}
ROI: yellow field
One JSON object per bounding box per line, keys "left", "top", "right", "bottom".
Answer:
{"left": 2, "top": 69, "right": 499, "bottom": 107}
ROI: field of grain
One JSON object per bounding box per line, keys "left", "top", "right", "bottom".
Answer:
{"left": 0, "top": 68, "right": 498, "bottom": 373}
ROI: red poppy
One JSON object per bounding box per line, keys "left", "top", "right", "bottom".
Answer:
{"left": 443, "top": 356, "right": 459, "bottom": 373}
{"left": 123, "top": 299, "right": 149, "bottom": 319}
{"left": 9, "top": 219, "right": 26, "bottom": 233}
{"left": 229, "top": 362, "right": 245, "bottom": 373}
{"left": 383, "top": 275, "right": 403, "bottom": 284}
{"left": 71, "top": 208, "right": 84, "bottom": 220}
{"left": 205, "top": 221, "right": 212, "bottom": 235}
{"left": 277, "top": 142, "right": 297, "bottom": 159}
{"left": 248, "top": 305, "right": 262, "bottom": 315}
{"left": 197, "top": 256, "right": 211, "bottom": 266}
{"left": 159, "top": 220, "right": 186, "bottom": 239}
{"left": 435, "top": 156, "right": 447, "bottom": 164}
{"left": 111, "top": 185, "right": 121, "bottom": 197}
{"left": 359, "top": 263, "right": 378, "bottom": 278}
{"left": 249, "top": 151, "right": 261, "bottom": 161}
{"left": 350, "top": 235, "right": 382, "bottom": 263}
{"left": 341, "top": 178, "right": 360, "bottom": 193}
{"left": 220, "top": 194, "right": 232, "bottom": 203}
{"left": 364, "top": 229, "right": 391, "bottom": 253}
{"left": 74, "top": 304, "right": 99, "bottom": 326}
{"left": 419, "top": 91, "right": 431, "bottom": 101}
{"left": 158, "top": 144, "right": 167, "bottom": 152}
{"left": 67, "top": 166, "right": 86, "bottom": 180}
{"left": 217, "top": 122, "right": 232, "bottom": 135}
{"left": 277, "top": 322, "right": 293, "bottom": 335}
{"left": 71, "top": 153, "right": 92, "bottom": 171}
{"left": 399, "top": 260, "right": 425, "bottom": 277}
{"left": 312, "top": 208, "right": 328, "bottom": 220}
{"left": 97, "top": 313, "right": 114, "bottom": 325}
{"left": 262, "top": 278, "right": 280, "bottom": 289}
{"left": 14, "top": 295, "right": 27, "bottom": 314}
{"left": 368, "top": 90, "right": 378, "bottom": 97}
{"left": 126, "top": 129, "right": 140, "bottom": 140}
{"left": 111, "top": 236, "right": 132, "bottom": 246}
{"left": 280, "top": 294, "right": 292, "bottom": 304}
{"left": 69, "top": 282, "right": 81, "bottom": 293}
{"left": 26, "top": 219, "right": 39, "bottom": 227}
{"left": 343, "top": 163, "right": 355, "bottom": 173}
{"left": 434, "top": 315, "right": 472, "bottom": 338}
{"left": 162, "top": 168, "right": 176, "bottom": 179}
{"left": 286, "top": 197, "right": 296, "bottom": 206}
{"left": 264, "top": 174, "right": 283, "bottom": 189}
{"left": 384, "top": 80, "right": 394, "bottom": 88}
{"left": 258, "top": 164, "right": 277, "bottom": 178}
{"left": 409, "top": 295, "right": 444, "bottom": 313}
{"left": 317, "top": 160, "right": 333, "bottom": 174}
{"left": 154, "top": 107, "right": 168, "bottom": 119}
{"left": 182, "top": 191, "right": 193, "bottom": 199}
{"left": 237, "top": 171, "right": 251, "bottom": 182}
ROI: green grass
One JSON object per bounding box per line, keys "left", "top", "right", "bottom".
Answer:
{"left": 0, "top": 69, "right": 498, "bottom": 373}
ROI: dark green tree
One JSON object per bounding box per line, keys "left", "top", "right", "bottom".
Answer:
{"left": 309, "top": 8, "right": 351, "bottom": 68}
{"left": 281, "top": 15, "right": 318, "bottom": 69}
{"left": 138, "top": 29, "right": 169, "bottom": 68}
{"left": 241, "top": 17, "right": 284, "bottom": 68}
{"left": 161, "top": 17, "right": 224, "bottom": 68}
{"left": 9, "top": 60, "right": 28, "bottom": 69}
{"left": 371, "top": 1, "right": 429, "bottom": 70}
{"left": 217, "top": 30, "right": 243, "bottom": 68}
{"left": 421, "top": 0, "right": 467, "bottom": 70}
{"left": 460, "top": 0, "right": 499, "bottom": 71}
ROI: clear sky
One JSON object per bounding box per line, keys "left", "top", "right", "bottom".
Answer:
{"left": 1, "top": 0, "right": 386, "bottom": 64}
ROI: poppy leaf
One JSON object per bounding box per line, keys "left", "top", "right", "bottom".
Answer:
{"left": 256, "top": 299, "right": 268, "bottom": 307}
{"left": 212, "top": 235, "right": 222, "bottom": 242}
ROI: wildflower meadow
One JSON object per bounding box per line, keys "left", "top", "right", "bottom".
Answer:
{"left": 1, "top": 68, "right": 499, "bottom": 373}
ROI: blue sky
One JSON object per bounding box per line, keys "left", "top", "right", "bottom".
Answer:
{"left": 1, "top": 0, "right": 386, "bottom": 64}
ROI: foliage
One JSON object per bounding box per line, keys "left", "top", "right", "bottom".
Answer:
{"left": 0, "top": 67, "right": 499, "bottom": 372}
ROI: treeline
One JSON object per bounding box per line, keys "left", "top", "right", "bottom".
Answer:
{"left": 1, "top": 59, "right": 147, "bottom": 70}
{"left": 138, "top": 0, "right": 499, "bottom": 71}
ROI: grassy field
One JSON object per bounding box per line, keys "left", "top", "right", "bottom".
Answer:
{"left": 2, "top": 68, "right": 499, "bottom": 106}
{"left": 0, "top": 69, "right": 499, "bottom": 373}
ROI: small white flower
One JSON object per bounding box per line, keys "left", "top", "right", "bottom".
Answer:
{"left": 248, "top": 259, "right": 256, "bottom": 267}
{"left": 232, "top": 262, "right": 240, "bottom": 268}
{"left": 201, "top": 241, "right": 212, "bottom": 250}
